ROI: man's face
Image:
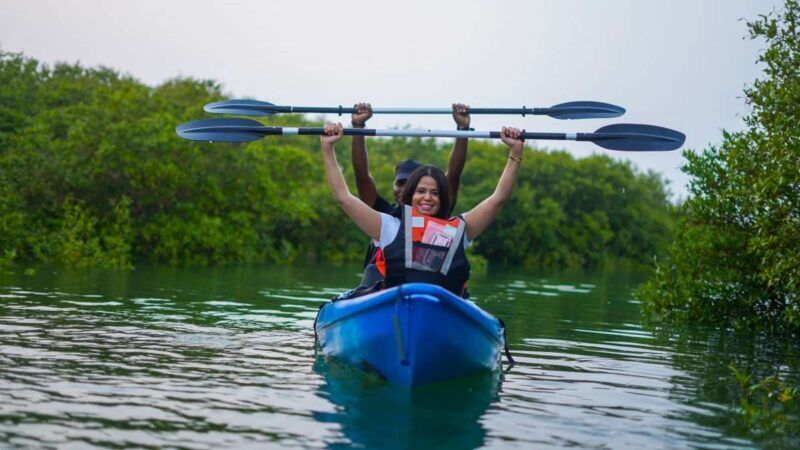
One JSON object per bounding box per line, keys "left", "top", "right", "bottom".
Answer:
{"left": 392, "top": 177, "right": 407, "bottom": 204}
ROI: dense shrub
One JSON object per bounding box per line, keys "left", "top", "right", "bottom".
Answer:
{"left": 0, "top": 50, "right": 675, "bottom": 269}
{"left": 639, "top": 0, "right": 800, "bottom": 332}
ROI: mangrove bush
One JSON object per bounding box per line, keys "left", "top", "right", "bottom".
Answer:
{"left": 638, "top": 0, "right": 800, "bottom": 332}
{"left": 0, "top": 49, "right": 675, "bottom": 269}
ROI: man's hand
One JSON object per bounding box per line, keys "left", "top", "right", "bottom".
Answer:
{"left": 452, "top": 103, "right": 470, "bottom": 129}
{"left": 351, "top": 102, "right": 373, "bottom": 127}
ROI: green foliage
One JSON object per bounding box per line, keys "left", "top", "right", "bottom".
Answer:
{"left": 730, "top": 364, "right": 800, "bottom": 436}
{"left": 638, "top": 0, "right": 800, "bottom": 332}
{"left": 0, "top": 49, "right": 674, "bottom": 269}
{"left": 49, "top": 197, "right": 133, "bottom": 268}
{"left": 459, "top": 142, "right": 674, "bottom": 269}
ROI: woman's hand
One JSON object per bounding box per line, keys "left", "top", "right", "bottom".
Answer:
{"left": 500, "top": 126, "right": 525, "bottom": 159}
{"left": 351, "top": 103, "right": 372, "bottom": 127}
{"left": 452, "top": 103, "right": 471, "bottom": 129}
{"left": 321, "top": 122, "right": 344, "bottom": 146}
{"left": 463, "top": 126, "right": 526, "bottom": 241}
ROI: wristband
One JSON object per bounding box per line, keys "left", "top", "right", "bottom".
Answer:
{"left": 351, "top": 122, "right": 365, "bottom": 129}
{"left": 457, "top": 126, "right": 474, "bottom": 131}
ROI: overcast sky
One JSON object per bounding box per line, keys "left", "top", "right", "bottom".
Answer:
{"left": 0, "top": 0, "right": 784, "bottom": 199}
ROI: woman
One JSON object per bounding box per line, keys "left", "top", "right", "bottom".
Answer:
{"left": 321, "top": 123, "right": 526, "bottom": 297}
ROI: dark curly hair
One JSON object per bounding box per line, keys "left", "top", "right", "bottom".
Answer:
{"left": 401, "top": 165, "right": 451, "bottom": 219}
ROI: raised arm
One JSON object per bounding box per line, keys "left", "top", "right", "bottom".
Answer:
{"left": 445, "top": 103, "right": 470, "bottom": 213}
{"left": 350, "top": 102, "right": 379, "bottom": 207}
{"left": 463, "top": 127, "right": 526, "bottom": 241}
{"left": 322, "top": 123, "right": 382, "bottom": 241}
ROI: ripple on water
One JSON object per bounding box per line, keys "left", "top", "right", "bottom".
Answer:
{"left": 492, "top": 330, "right": 756, "bottom": 449}
{"left": 0, "top": 267, "right": 769, "bottom": 449}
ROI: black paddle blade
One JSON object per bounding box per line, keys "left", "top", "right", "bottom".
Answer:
{"left": 591, "top": 123, "right": 686, "bottom": 151}
{"left": 175, "top": 118, "right": 268, "bottom": 142}
{"left": 203, "top": 99, "right": 276, "bottom": 116}
{"left": 545, "top": 101, "right": 625, "bottom": 119}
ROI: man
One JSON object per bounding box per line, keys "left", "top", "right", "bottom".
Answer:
{"left": 350, "top": 102, "right": 472, "bottom": 267}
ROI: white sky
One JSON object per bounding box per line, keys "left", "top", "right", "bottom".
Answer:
{"left": 0, "top": 0, "right": 783, "bottom": 199}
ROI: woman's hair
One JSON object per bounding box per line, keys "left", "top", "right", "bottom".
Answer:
{"left": 401, "top": 165, "right": 451, "bottom": 219}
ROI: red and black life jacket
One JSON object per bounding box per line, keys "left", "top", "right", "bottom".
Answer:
{"left": 374, "top": 205, "right": 471, "bottom": 297}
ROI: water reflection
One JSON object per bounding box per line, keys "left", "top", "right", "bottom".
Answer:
{"left": 313, "top": 356, "right": 500, "bottom": 450}
{"left": 1, "top": 264, "right": 793, "bottom": 447}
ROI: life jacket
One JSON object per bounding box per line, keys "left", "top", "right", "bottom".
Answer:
{"left": 375, "top": 205, "right": 471, "bottom": 297}
{"left": 362, "top": 204, "right": 402, "bottom": 268}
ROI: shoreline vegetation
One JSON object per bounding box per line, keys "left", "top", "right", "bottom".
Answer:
{"left": 637, "top": 0, "right": 799, "bottom": 334}
{"left": 0, "top": 50, "right": 675, "bottom": 272}
{"left": 637, "top": 0, "right": 800, "bottom": 439}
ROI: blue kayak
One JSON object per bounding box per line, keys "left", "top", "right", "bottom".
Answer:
{"left": 314, "top": 283, "right": 506, "bottom": 387}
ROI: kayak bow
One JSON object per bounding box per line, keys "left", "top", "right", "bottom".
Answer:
{"left": 314, "top": 283, "right": 506, "bottom": 387}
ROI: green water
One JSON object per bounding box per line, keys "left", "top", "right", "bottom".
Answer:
{"left": 0, "top": 264, "right": 796, "bottom": 449}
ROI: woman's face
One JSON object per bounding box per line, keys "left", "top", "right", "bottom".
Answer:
{"left": 411, "top": 176, "right": 441, "bottom": 216}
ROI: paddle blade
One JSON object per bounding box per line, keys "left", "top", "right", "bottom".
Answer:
{"left": 546, "top": 101, "right": 625, "bottom": 119}
{"left": 175, "top": 118, "right": 268, "bottom": 142}
{"left": 204, "top": 99, "right": 277, "bottom": 116}
{"left": 591, "top": 123, "right": 686, "bottom": 151}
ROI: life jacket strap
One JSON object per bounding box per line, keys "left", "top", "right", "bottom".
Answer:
{"left": 404, "top": 205, "right": 414, "bottom": 270}
{"left": 440, "top": 218, "right": 465, "bottom": 275}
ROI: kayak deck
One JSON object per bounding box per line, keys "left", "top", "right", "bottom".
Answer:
{"left": 314, "top": 283, "right": 504, "bottom": 387}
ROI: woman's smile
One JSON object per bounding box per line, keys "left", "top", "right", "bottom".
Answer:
{"left": 412, "top": 176, "right": 441, "bottom": 216}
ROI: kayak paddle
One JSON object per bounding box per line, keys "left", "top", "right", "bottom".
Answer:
{"left": 203, "top": 99, "right": 625, "bottom": 120}
{"left": 176, "top": 118, "right": 686, "bottom": 151}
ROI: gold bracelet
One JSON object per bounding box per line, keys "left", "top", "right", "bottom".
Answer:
{"left": 508, "top": 154, "right": 523, "bottom": 163}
